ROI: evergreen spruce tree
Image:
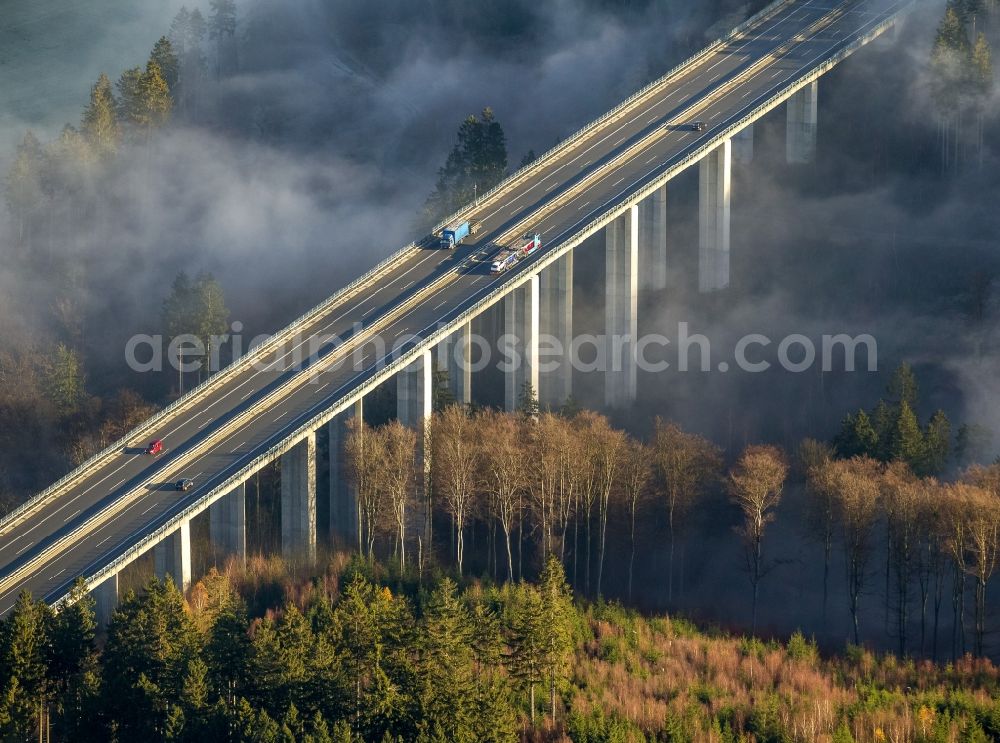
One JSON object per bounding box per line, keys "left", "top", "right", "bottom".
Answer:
{"left": 506, "top": 584, "right": 546, "bottom": 723}
{"left": 150, "top": 37, "right": 180, "bottom": 93}
{"left": 4, "top": 131, "right": 45, "bottom": 249}
{"left": 538, "top": 557, "right": 574, "bottom": 721}
{"left": 81, "top": 74, "right": 121, "bottom": 159}
{"left": 835, "top": 410, "right": 879, "bottom": 458}
{"left": 924, "top": 410, "right": 952, "bottom": 476}
{"left": 0, "top": 591, "right": 52, "bottom": 739}
{"left": 416, "top": 579, "right": 475, "bottom": 741}
{"left": 44, "top": 344, "right": 85, "bottom": 417}
{"left": 891, "top": 400, "right": 925, "bottom": 471}
{"left": 517, "top": 381, "right": 540, "bottom": 419}
{"left": 47, "top": 580, "right": 99, "bottom": 738}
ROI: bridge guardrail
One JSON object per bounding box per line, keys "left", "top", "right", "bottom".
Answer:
{"left": 57, "top": 0, "right": 909, "bottom": 606}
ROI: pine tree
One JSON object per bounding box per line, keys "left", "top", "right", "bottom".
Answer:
{"left": 209, "top": 0, "right": 238, "bottom": 77}
{"left": 193, "top": 273, "right": 230, "bottom": 376}
{"left": 517, "top": 381, "right": 539, "bottom": 419}
{"left": 416, "top": 579, "right": 475, "bottom": 741}
{"left": 47, "top": 580, "right": 99, "bottom": 738}
{"left": 924, "top": 410, "right": 952, "bottom": 476}
{"left": 538, "top": 557, "right": 574, "bottom": 722}
{"left": 44, "top": 343, "right": 85, "bottom": 417}
{"left": 424, "top": 109, "right": 509, "bottom": 222}
{"left": 81, "top": 74, "right": 121, "bottom": 159}
{"left": 887, "top": 362, "right": 919, "bottom": 411}
{"left": 100, "top": 579, "right": 202, "bottom": 738}
{"left": 506, "top": 584, "right": 546, "bottom": 723}
{"left": 891, "top": 401, "right": 925, "bottom": 471}
{"left": 835, "top": 409, "right": 880, "bottom": 458}
{"left": 150, "top": 37, "right": 180, "bottom": 93}
{"left": 431, "top": 369, "right": 456, "bottom": 413}
{"left": 0, "top": 591, "right": 52, "bottom": 739}
{"left": 4, "top": 131, "right": 45, "bottom": 249}
{"left": 118, "top": 61, "right": 173, "bottom": 138}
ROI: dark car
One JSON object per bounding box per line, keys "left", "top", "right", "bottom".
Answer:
{"left": 175, "top": 478, "right": 194, "bottom": 492}
{"left": 145, "top": 439, "right": 163, "bottom": 456}
{"left": 690, "top": 121, "right": 708, "bottom": 131}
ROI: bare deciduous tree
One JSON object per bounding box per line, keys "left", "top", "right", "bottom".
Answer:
{"left": 430, "top": 405, "right": 480, "bottom": 575}
{"left": 728, "top": 444, "right": 788, "bottom": 633}
{"left": 345, "top": 417, "right": 383, "bottom": 561}
{"left": 619, "top": 440, "right": 651, "bottom": 603}
{"left": 881, "top": 461, "right": 922, "bottom": 656}
{"left": 478, "top": 410, "right": 527, "bottom": 581}
{"left": 651, "top": 419, "right": 723, "bottom": 602}
{"left": 823, "top": 457, "right": 882, "bottom": 645}
{"left": 380, "top": 421, "right": 417, "bottom": 571}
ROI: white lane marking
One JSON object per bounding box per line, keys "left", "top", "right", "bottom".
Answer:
{"left": 63, "top": 509, "right": 80, "bottom": 523}
{"left": 141, "top": 502, "right": 159, "bottom": 516}
{"left": 197, "top": 418, "right": 212, "bottom": 429}
{"left": 230, "top": 441, "right": 246, "bottom": 453}
{"left": 273, "top": 411, "right": 289, "bottom": 422}
{"left": 241, "top": 391, "right": 254, "bottom": 401}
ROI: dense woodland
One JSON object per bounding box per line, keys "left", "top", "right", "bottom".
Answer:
{"left": 1, "top": 1, "right": 999, "bottom": 740}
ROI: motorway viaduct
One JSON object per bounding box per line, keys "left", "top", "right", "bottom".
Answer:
{"left": 0, "top": 0, "right": 909, "bottom": 625}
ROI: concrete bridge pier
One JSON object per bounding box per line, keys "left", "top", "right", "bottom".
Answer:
{"left": 154, "top": 520, "right": 192, "bottom": 591}
{"left": 209, "top": 483, "right": 246, "bottom": 565}
{"left": 92, "top": 573, "right": 118, "bottom": 629}
{"left": 733, "top": 124, "right": 755, "bottom": 164}
{"left": 606, "top": 205, "right": 639, "bottom": 408}
{"left": 504, "top": 274, "right": 540, "bottom": 412}
{"left": 397, "top": 349, "right": 433, "bottom": 552}
{"left": 786, "top": 81, "right": 818, "bottom": 164}
{"left": 329, "top": 398, "right": 363, "bottom": 550}
{"left": 638, "top": 185, "right": 667, "bottom": 292}
{"left": 436, "top": 323, "right": 472, "bottom": 406}
{"left": 539, "top": 253, "right": 573, "bottom": 410}
{"left": 281, "top": 432, "right": 317, "bottom": 564}
{"left": 698, "top": 138, "right": 732, "bottom": 293}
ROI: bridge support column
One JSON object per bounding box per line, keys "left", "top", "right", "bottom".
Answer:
{"left": 786, "top": 81, "right": 818, "bottom": 164}
{"left": 436, "top": 323, "right": 472, "bottom": 406}
{"left": 281, "top": 432, "right": 317, "bottom": 564}
{"left": 504, "top": 274, "right": 539, "bottom": 412}
{"left": 638, "top": 185, "right": 667, "bottom": 292}
{"left": 210, "top": 483, "right": 246, "bottom": 565}
{"left": 92, "top": 574, "right": 118, "bottom": 629}
{"left": 329, "top": 398, "right": 363, "bottom": 550}
{"left": 606, "top": 205, "right": 639, "bottom": 408}
{"left": 154, "top": 521, "right": 192, "bottom": 591}
{"left": 699, "top": 138, "right": 731, "bottom": 293}
{"left": 733, "top": 124, "right": 755, "bottom": 164}
{"left": 539, "top": 252, "right": 573, "bottom": 409}
{"left": 397, "top": 349, "right": 432, "bottom": 552}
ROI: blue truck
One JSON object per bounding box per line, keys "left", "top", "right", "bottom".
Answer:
{"left": 439, "top": 220, "right": 480, "bottom": 249}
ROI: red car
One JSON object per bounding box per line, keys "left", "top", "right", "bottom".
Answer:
{"left": 145, "top": 439, "right": 163, "bottom": 456}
